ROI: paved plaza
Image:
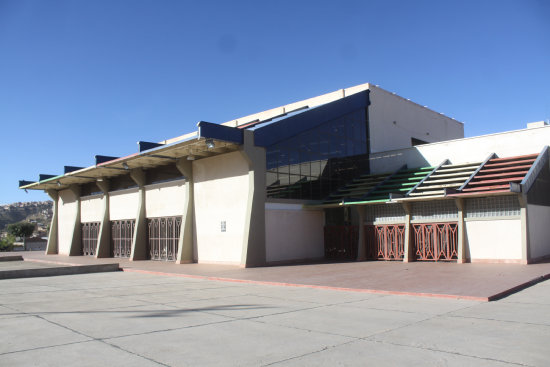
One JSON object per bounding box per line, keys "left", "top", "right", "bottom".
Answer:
{"left": 1, "top": 269, "right": 549, "bottom": 366}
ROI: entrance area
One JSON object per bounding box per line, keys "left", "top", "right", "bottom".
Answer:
{"left": 111, "top": 219, "right": 135, "bottom": 258}
{"left": 365, "top": 224, "right": 405, "bottom": 260}
{"left": 147, "top": 216, "right": 181, "bottom": 261}
{"left": 412, "top": 222, "right": 458, "bottom": 261}
{"left": 81, "top": 222, "right": 100, "bottom": 256}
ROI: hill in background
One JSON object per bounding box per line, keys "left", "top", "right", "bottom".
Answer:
{"left": 0, "top": 201, "right": 53, "bottom": 235}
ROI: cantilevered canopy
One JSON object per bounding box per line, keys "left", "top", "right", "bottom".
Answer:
{"left": 20, "top": 124, "right": 243, "bottom": 191}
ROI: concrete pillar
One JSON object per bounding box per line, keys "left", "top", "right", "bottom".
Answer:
{"left": 45, "top": 190, "right": 59, "bottom": 255}
{"left": 455, "top": 198, "right": 468, "bottom": 263}
{"left": 175, "top": 159, "right": 194, "bottom": 264}
{"left": 95, "top": 180, "right": 111, "bottom": 258}
{"left": 239, "top": 130, "right": 266, "bottom": 267}
{"left": 401, "top": 202, "right": 414, "bottom": 262}
{"left": 129, "top": 169, "right": 148, "bottom": 261}
{"left": 68, "top": 185, "right": 82, "bottom": 256}
{"left": 356, "top": 206, "right": 366, "bottom": 260}
{"left": 518, "top": 195, "right": 530, "bottom": 264}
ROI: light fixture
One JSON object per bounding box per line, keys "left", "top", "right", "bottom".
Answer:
{"left": 122, "top": 162, "right": 129, "bottom": 170}
{"left": 56, "top": 181, "right": 61, "bottom": 187}
{"left": 187, "top": 155, "right": 195, "bottom": 161}
{"left": 24, "top": 189, "right": 28, "bottom": 193}
{"left": 97, "top": 178, "right": 104, "bottom": 182}
{"left": 205, "top": 138, "right": 215, "bottom": 149}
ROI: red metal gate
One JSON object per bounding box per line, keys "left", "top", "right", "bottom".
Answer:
{"left": 111, "top": 220, "right": 135, "bottom": 258}
{"left": 324, "top": 225, "right": 358, "bottom": 260}
{"left": 147, "top": 217, "right": 181, "bottom": 261}
{"left": 412, "top": 222, "right": 458, "bottom": 261}
{"left": 365, "top": 224, "right": 405, "bottom": 260}
{"left": 81, "top": 222, "right": 100, "bottom": 256}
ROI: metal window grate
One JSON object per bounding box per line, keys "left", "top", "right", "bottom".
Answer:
{"left": 411, "top": 200, "right": 458, "bottom": 221}
{"left": 81, "top": 222, "right": 100, "bottom": 256}
{"left": 111, "top": 220, "right": 135, "bottom": 258}
{"left": 365, "top": 224, "right": 405, "bottom": 260}
{"left": 412, "top": 222, "right": 458, "bottom": 261}
{"left": 147, "top": 217, "right": 182, "bottom": 261}
{"left": 465, "top": 195, "right": 520, "bottom": 218}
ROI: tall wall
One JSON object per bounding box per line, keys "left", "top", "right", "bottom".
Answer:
{"left": 369, "top": 125, "right": 550, "bottom": 174}
{"left": 80, "top": 194, "right": 104, "bottom": 223}
{"left": 193, "top": 151, "right": 250, "bottom": 264}
{"left": 368, "top": 86, "right": 464, "bottom": 153}
{"left": 57, "top": 188, "right": 79, "bottom": 255}
{"left": 145, "top": 180, "right": 186, "bottom": 218}
{"left": 465, "top": 219, "right": 523, "bottom": 262}
{"left": 265, "top": 202, "right": 325, "bottom": 263}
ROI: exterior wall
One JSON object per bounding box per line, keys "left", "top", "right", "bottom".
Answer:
{"left": 193, "top": 151, "right": 250, "bottom": 264}
{"left": 528, "top": 204, "right": 550, "bottom": 260}
{"left": 265, "top": 202, "right": 325, "bottom": 263}
{"left": 465, "top": 219, "right": 523, "bottom": 261}
{"left": 369, "top": 126, "right": 550, "bottom": 174}
{"left": 368, "top": 85, "right": 464, "bottom": 153}
{"left": 109, "top": 188, "right": 139, "bottom": 220}
{"left": 80, "top": 194, "right": 104, "bottom": 223}
{"left": 57, "top": 188, "right": 78, "bottom": 255}
{"left": 145, "top": 179, "right": 186, "bottom": 218}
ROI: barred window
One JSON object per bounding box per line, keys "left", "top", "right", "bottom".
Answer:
{"left": 465, "top": 196, "right": 520, "bottom": 218}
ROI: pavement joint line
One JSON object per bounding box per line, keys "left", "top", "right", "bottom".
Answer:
{"left": 120, "top": 267, "right": 491, "bottom": 302}
{"left": 0, "top": 340, "right": 95, "bottom": 357}
{"left": 365, "top": 339, "right": 534, "bottom": 367}
{"left": 445, "top": 313, "right": 550, "bottom": 327}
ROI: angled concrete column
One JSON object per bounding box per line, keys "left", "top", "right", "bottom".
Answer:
{"left": 68, "top": 185, "right": 82, "bottom": 256}
{"left": 518, "top": 195, "right": 530, "bottom": 264}
{"left": 175, "top": 159, "right": 194, "bottom": 264}
{"left": 401, "top": 202, "right": 414, "bottom": 262}
{"left": 129, "top": 169, "right": 148, "bottom": 261}
{"left": 95, "top": 180, "right": 111, "bottom": 258}
{"left": 239, "top": 130, "right": 266, "bottom": 267}
{"left": 45, "top": 190, "right": 59, "bottom": 255}
{"left": 455, "top": 198, "right": 468, "bottom": 263}
{"left": 356, "top": 206, "right": 366, "bottom": 260}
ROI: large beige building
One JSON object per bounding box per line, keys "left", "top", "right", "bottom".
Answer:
{"left": 19, "top": 84, "right": 550, "bottom": 266}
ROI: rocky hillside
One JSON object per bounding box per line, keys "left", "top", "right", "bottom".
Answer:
{"left": 0, "top": 201, "right": 53, "bottom": 232}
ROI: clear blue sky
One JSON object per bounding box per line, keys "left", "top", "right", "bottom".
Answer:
{"left": 1, "top": 0, "right": 548, "bottom": 205}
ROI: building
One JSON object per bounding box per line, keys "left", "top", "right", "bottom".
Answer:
{"left": 19, "top": 83, "right": 550, "bottom": 266}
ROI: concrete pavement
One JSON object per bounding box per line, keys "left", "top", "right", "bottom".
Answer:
{"left": 1, "top": 271, "right": 549, "bottom": 366}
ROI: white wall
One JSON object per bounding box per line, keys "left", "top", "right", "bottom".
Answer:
{"left": 368, "top": 86, "right": 464, "bottom": 153}
{"left": 109, "top": 188, "right": 139, "bottom": 220}
{"left": 58, "top": 188, "right": 78, "bottom": 255}
{"left": 528, "top": 204, "right": 550, "bottom": 260}
{"left": 265, "top": 203, "right": 325, "bottom": 263}
{"left": 80, "top": 194, "right": 104, "bottom": 223}
{"left": 465, "top": 219, "right": 523, "bottom": 261}
{"left": 193, "top": 151, "right": 250, "bottom": 264}
{"left": 145, "top": 180, "right": 186, "bottom": 218}
{"left": 369, "top": 126, "right": 550, "bottom": 174}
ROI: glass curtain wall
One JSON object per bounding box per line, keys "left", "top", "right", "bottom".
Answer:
{"left": 266, "top": 109, "right": 369, "bottom": 200}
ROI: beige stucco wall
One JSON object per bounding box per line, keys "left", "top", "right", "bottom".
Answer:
{"left": 80, "top": 194, "right": 104, "bottom": 223}
{"left": 368, "top": 86, "right": 464, "bottom": 154}
{"left": 465, "top": 219, "right": 522, "bottom": 261}
{"left": 528, "top": 204, "right": 550, "bottom": 260}
{"left": 193, "top": 151, "right": 250, "bottom": 264}
{"left": 265, "top": 203, "right": 325, "bottom": 263}
{"left": 369, "top": 126, "right": 550, "bottom": 174}
{"left": 109, "top": 188, "right": 139, "bottom": 220}
{"left": 145, "top": 180, "right": 186, "bottom": 218}
{"left": 58, "top": 188, "right": 78, "bottom": 255}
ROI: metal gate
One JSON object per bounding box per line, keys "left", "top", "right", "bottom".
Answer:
{"left": 147, "top": 216, "right": 181, "bottom": 261}
{"left": 412, "top": 222, "right": 458, "bottom": 261}
{"left": 365, "top": 224, "right": 405, "bottom": 260}
{"left": 81, "top": 222, "right": 100, "bottom": 256}
{"left": 111, "top": 219, "right": 135, "bottom": 258}
{"left": 324, "top": 225, "right": 358, "bottom": 260}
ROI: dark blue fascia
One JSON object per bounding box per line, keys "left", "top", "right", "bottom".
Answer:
{"left": 39, "top": 174, "right": 56, "bottom": 181}
{"left": 19, "top": 180, "right": 35, "bottom": 188}
{"left": 64, "top": 166, "right": 84, "bottom": 174}
{"left": 138, "top": 141, "right": 164, "bottom": 152}
{"left": 95, "top": 155, "right": 120, "bottom": 165}
{"left": 254, "top": 90, "right": 370, "bottom": 147}
{"left": 197, "top": 121, "right": 244, "bottom": 144}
